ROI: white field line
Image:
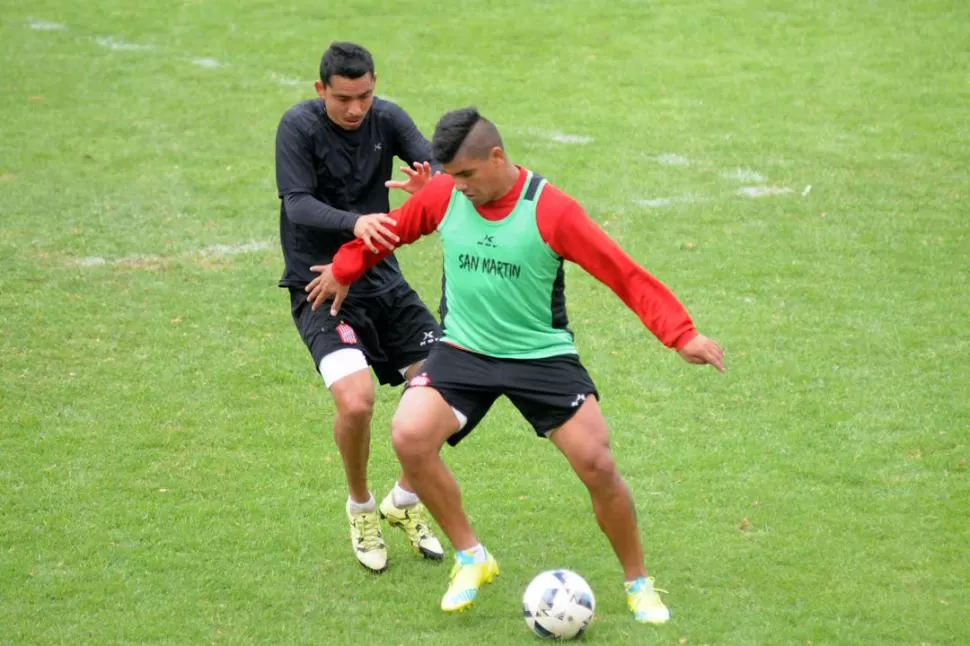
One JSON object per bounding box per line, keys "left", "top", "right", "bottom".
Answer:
{"left": 720, "top": 168, "right": 766, "bottom": 182}
{"left": 95, "top": 36, "right": 156, "bottom": 51}
{"left": 516, "top": 128, "right": 594, "bottom": 145}
{"left": 191, "top": 57, "right": 223, "bottom": 69}
{"left": 75, "top": 240, "right": 273, "bottom": 268}
{"left": 636, "top": 185, "right": 803, "bottom": 208}
{"left": 548, "top": 133, "right": 593, "bottom": 144}
{"left": 737, "top": 186, "right": 793, "bottom": 198}
{"left": 650, "top": 153, "right": 691, "bottom": 166}
{"left": 27, "top": 17, "right": 67, "bottom": 31}
{"left": 272, "top": 74, "right": 308, "bottom": 86}
{"left": 636, "top": 195, "right": 701, "bottom": 208}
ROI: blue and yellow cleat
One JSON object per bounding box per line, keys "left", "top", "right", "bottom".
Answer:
{"left": 626, "top": 577, "right": 671, "bottom": 624}
{"left": 441, "top": 551, "right": 499, "bottom": 612}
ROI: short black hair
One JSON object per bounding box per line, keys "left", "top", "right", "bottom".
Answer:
{"left": 432, "top": 107, "right": 503, "bottom": 164}
{"left": 319, "top": 42, "right": 375, "bottom": 85}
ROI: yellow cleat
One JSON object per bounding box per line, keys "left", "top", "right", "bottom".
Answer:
{"left": 441, "top": 551, "right": 499, "bottom": 613}
{"left": 626, "top": 577, "right": 671, "bottom": 624}
{"left": 379, "top": 493, "right": 444, "bottom": 560}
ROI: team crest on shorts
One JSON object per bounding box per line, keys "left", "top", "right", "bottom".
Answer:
{"left": 336, "top": 322, "right": 358, "bottom": 345}
{"left": 409, "top": 373, "right": 431, "bottom": 388}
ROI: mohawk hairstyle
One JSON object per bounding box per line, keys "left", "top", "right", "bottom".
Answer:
{"left": 432, "top": 107, "right": 503, "bottom": 163}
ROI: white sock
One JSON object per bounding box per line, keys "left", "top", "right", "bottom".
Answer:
{"left": 347, "top": 493, "right": 376, "bottom": 514}
{"left": 391, "top": 482, "right": 420, "bottom": 508}
{"left": 458, "top": 543, "right": 487, "bottom": 564}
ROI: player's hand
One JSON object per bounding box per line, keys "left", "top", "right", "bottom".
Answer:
{"left": 677, "top": 334, "right": 726, "bottom": 372}
{"left": 384, "top": 161, "right": 440, "bottom": 195}
{"left": 353, "top": 213, "right": 399, "bottom": 253}
{"left": 305, "top": 264, "right": 350, "bottom": 315}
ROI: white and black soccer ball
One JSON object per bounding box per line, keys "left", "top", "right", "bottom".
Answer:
{"left": 522, "top": 569, "right": 596, "bottom": 640}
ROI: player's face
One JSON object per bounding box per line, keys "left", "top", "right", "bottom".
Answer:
{"left": 316, "top": 73, "right": 375, "bottom": 130}
{"left": 444, "top": 148, "right": 504, "bottom": 205}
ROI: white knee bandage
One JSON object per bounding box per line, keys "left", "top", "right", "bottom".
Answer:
{"left": 452, "top": 407, "right": 468, "bottom": 431}
{"left": 319, "top": 348, "right": 369, "bottom": 388}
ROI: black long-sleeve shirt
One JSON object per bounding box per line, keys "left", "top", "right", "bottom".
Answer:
{"left": 275, "top": 97, "right": 433, "bottom": 293}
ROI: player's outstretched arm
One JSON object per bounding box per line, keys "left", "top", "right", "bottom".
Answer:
{"left": 539, "top": 196, "right": 694, "bottom": 347}
{"left": 537, "top": 190, "right": 725, "bottom": 371}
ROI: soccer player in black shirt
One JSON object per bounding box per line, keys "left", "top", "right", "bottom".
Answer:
{"left": 275, "top": 42, "right": 443, "bottom": 572}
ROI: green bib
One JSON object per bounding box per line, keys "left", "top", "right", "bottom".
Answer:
{"left": 437, "top": 172, "right": 576, "bottom": 359}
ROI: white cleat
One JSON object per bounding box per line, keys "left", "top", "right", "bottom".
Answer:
{"left": 347, "top": 504, "right": 387, "bottom": 573}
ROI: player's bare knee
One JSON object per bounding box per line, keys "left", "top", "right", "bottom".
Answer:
{"left": 390, "top": 418, "right": 424, "bottom": 460}
{"left": 574, "top": 449, "right": 619, "bottom": 490}
{"left": 332, "top": 387, "right": 375, "bottom": 423}
{"left": 390, "top": 415, "right": 434, "bottom": 462}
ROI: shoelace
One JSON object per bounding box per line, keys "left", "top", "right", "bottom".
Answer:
{"left": 355, "top": 515, "right": 382, "bottom": 549}
{"left": 627, "top": 577, "right": 668, "bottom": 595}
{"left": 408, "top": 509, "right": 431, "bottom": 536}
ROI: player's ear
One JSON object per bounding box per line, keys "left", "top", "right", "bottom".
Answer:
{"left": 488, "top": 146, "right": 505, "bottom": 166}
{"left": 314, "top": 80, "right": 326, "bottom": 99}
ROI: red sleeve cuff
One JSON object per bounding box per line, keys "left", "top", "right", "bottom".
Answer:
{"left": 331, "top": 259, "right": 355, "bottom": 285}
{"left": 671, "top": 329, "right": 698, "bottom": 351}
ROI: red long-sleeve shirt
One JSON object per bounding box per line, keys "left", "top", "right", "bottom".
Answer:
{"left": 332, "top": 167, "right": 697, "bottom": 350}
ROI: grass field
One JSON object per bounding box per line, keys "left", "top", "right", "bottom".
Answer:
{"left": 2, "top": 1, "right": 968, "bottom": 644}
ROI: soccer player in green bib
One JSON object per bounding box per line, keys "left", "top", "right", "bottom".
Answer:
{"left": 305, "top": 107, "right": 726, "bottom": 625}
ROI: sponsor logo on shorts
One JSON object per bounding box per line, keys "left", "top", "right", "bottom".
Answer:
{"left": 409, "top": 373, "right": 431, "bottom": 388}
{"left": 336, "top": 322, "right": 358, "bottom": 345}
{"left": 419, "top": 330, "right": 439, "bottom": 347}
{"left": 571, "top": 393, "right": 587, "bottom": 408}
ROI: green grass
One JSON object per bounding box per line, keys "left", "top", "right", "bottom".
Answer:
{"left": 2, "top": 1, "right": 968, "bottom": 644}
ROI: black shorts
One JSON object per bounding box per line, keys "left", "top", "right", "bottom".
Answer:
{"left": 409, "top": 342, "right": 599, "bottom": 446}
{"left": 290, "top": 281, "right": 441, "bottom": 386}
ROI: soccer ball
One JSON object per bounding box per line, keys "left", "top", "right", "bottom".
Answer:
{"left": 522, "top": 569, "right": 596, "bottom": 640}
